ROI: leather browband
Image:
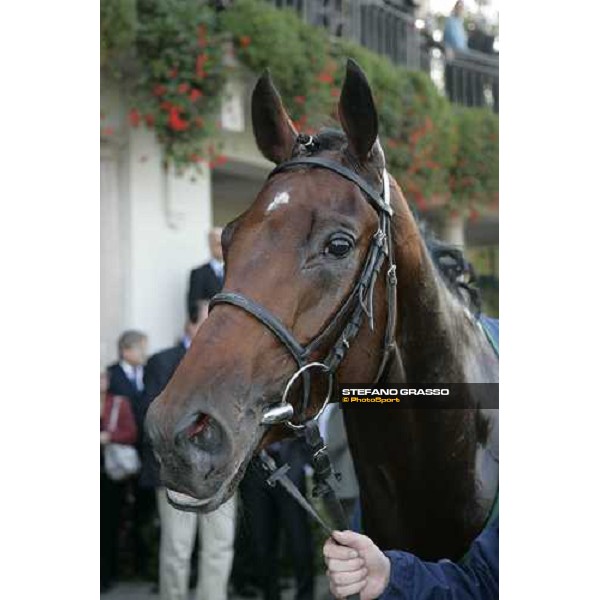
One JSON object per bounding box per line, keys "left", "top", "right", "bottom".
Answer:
{"left": 269, "top": 157, "right": 393, "bottom": 216}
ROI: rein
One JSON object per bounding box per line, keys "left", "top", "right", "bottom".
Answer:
{"left": 208, "top": 146, "right": 398, "bottom": 582}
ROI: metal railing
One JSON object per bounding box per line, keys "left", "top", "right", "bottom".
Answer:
{"left": 265, "top": 0, "right": 499, "bottom": 112}
{"left": 444, "top": 49, "right": 499, "bottom": 112}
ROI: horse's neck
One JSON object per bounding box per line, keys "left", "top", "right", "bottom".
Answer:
{"left": 388, "top": 184, "right": 496, "bottom": 383}
{"left": 344, "top": 181, "right": 498, "bottom": 559}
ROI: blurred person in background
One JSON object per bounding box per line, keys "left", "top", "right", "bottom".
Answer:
{"left": 187, "top": 228, "right": 224, "bottom": 321}
{"left": 468, "top": 14, "right": 499, "bottom": 112}
{"left": 144, "top": 301, "right": 236, "bottom": 600}
{"left": 101, "top": 370, "right": 138, "bottom": 593}
{"left": 443, "top": 0, "right": 467, "bottom": 54}
{"left": 107, "top": 330, "right": 154, "bottom": 580}
{"left": 108, "top": 330, "right": 148, "bottom": 430}
{"left": 240, "top": 439, "right": 314, "bottom": 600}
{"left": 443, "top": 0, "right": 467, "bottom": 104}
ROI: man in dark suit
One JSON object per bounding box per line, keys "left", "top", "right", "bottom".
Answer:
{"left": 240, "top": 439, "right": 315, "bottom": 600}
{"left": 187, "top": 227, "right": 224, "bottom": 320}
{"left": 108, "top": 330, "right": 148, "bottom": 433}
{"left": 107, "top": 329, "right": 151, "bottom": 579}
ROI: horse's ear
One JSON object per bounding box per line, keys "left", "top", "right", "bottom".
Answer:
{"left": 338, "top": 59, "right": 379, "bottom": 162}
{"left": 251, "top": 70, "right": 298, "bottom": 164}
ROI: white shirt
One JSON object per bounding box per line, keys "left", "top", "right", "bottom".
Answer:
{"left": 209, "top": 258, "right": 224, "bottom": 280}
{"left": 120, "top": 361, "right": 144, "bottom": 392}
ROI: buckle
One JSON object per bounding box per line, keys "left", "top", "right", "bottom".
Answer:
{"left": 387, "top": 264, "right": 397, "bottom": 285}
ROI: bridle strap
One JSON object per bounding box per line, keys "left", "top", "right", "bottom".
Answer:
{"left": 269, "top": 157, "right": 393, "bottom": 216}
{"left": 210, "top": 292, "right": 309, "bottom": 366}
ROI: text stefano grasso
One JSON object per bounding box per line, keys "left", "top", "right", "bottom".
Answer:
{"left": 341, "top": 388, "right": 451, "bottom": 396}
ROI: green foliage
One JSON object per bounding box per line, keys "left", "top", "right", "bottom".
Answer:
{"left": 331, "top": 41, "right": 457, "bottom": 207}
{"left": 100, "top": 0, "right": 136, "bottom": 66}
{"left": 221, "top": 0, "right": 334, "bottom": 126}
{"left": 100, "top": 0, "right": 498, "bottom": 208}
{"left": 130, "top": 0, "right": 228, "bottom": 170}
{"left": 450, "top": 107, "right": 499, "bottom": 213}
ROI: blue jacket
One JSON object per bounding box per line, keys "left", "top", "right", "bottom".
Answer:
{"left": 443, "top": 16, "right": 468, "bottom": 51}
{"left": 379, "top": 518, "right": 498, "bottom": 599}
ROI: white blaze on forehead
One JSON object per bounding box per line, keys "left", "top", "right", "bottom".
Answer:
{"left": 266, "top": 191, "right": 290, "bottom": 214}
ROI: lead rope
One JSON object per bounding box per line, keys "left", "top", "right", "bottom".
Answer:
{"left": 259, "top": 423, "right": 349, "bottom": 533}
{"left": 259, "top": 421, "right": 359, "bottom": 600}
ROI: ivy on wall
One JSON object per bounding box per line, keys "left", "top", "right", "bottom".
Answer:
{"left": 101, "top": 0, "right": 136, "bottom": 67}
{"left": 101, "top": 0, "right": 498, "bottom": 213}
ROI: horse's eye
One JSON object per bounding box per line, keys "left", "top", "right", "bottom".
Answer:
{"left": 324, "top": 236, "right": 353, "bottom": 258}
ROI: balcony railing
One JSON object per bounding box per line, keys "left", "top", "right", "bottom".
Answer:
{"left": 444, "top": 49, "right": 498, "bottom": 112}
{"left": 266, "top": 0, "right": 499, "bottom": 112}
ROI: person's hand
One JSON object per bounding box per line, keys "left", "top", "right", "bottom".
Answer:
{"left": 100, "top": 431, "right": 111, "bottom": 445}
{"left": 323, "top": 530, "right": 391, "bottom": 600}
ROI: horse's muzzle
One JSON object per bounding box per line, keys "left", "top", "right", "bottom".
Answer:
{"left": 145, "top": 399, "right": 234, "bottom": 505}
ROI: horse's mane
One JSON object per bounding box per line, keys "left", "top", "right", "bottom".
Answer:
{"left": 305, "top": 128, "right": 482, "bottom": 314}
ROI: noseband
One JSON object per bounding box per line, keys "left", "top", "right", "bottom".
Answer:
{"left": 209, "top": 153, "right": 398, "bottom": 429}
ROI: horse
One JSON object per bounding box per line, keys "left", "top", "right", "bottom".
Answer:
{"left": 146, "top": 59, "right": 499, "bottom": 562}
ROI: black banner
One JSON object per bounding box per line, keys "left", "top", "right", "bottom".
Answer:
{"left": 335, "top": 383, "right": 499, "bottom": 409}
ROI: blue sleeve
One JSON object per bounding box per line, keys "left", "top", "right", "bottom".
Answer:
{"left": 379, "top": 518, "right": 498, "bottom": 600}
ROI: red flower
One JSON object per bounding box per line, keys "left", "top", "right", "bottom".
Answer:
{"left": 101, "top": 127, "right": 114, "bottom": 137}
{"left": 189, "top": 88, "right": 203, "bottom": 102}
{"left": 414, "top": 192, "right": 427, "bottom": 210}
{"left": 178, "top": 82, "right": 190, "bottom": 94}
{"left": 168, "top": 107, "right": 189, "bottom": 132}
{"left": 169, "top": 68, "right": 178, "bottom": 79}
{"left": 469, "top": 208, "right": 480, "bottom": 222}
{"left": 317, "top": 70, "right": 333, "bottom": 84}
{"left": 239, "top": 35, "right": 251, "bottom": 48}
{"left": 292, "top": 115, "right": 307, "bottom": 130}
{"left": 197, "top": 24, "right": 207, "bottom": 48}
{"left": 160, "top": 101, "right": 173, "bottom": 111}
{"left": 153, "top": 84, "right": 167, "bottom": 97}
{"left": 196, "top": 54, "right": 208, "bottom": 78}
{"left": 128, "top": 108, "right": 141, "bottom": 128}
{"left": 144, "top": 114, "right": 155, "bottom": 127}
{"left": 215, "top": 154, "right": 228, "bottom": 166}
{"left": 294, "top": 95, "right": 306, "bottom": 105}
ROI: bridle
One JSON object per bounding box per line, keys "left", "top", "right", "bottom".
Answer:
{"left": 209, "top": 144, "right": 398, "bottom": 429}
{"left": 208, "top": 142, "right": 399, "bottom": 586}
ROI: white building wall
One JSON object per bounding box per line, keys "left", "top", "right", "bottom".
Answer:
{"left": 127, "top": 128, "right": 212, "bottom": 354}
{"left": 101, "top": 76, "right": 212, "bottom": 364}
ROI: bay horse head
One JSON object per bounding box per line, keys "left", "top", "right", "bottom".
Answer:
{"left": 146, "top": 60, "right": 429, "bottom": 512}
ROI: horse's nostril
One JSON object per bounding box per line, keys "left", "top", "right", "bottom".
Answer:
{"left": 187, "top": 413, "right": 211, "bottom": 438}
{"left": 187, "top": 413, "right": 223, "bottom": 453}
